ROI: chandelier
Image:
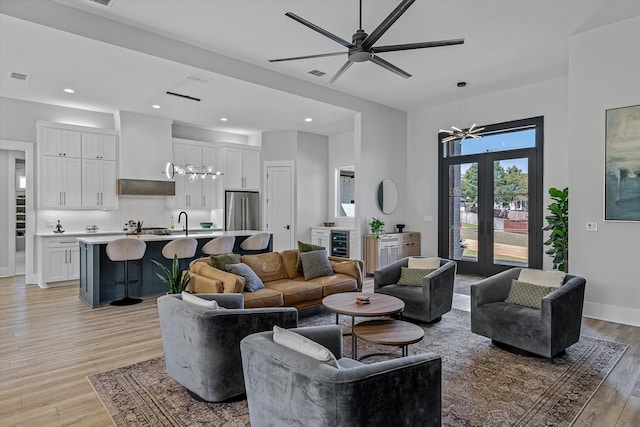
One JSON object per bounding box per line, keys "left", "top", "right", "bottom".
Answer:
{"left": 165, "top": 162, "right": 223, "bottom": 183}
{"left": 439, "top": 81, "right": 485, "bottom": 144}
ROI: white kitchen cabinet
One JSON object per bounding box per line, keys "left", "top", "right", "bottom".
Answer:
{"left": 40, "top": 155, "right": 83, "bottom": 208}
{"left": 40, "top": 127, "right": 82, "bottom": 158}
{"left": 223, "top": 146, "right": 260, "bottom": 190}
{"left": 82, "top": 133, "right": 117, "bottom": 160}
{"left": 43, "top": 237, "right": 80, "bottom": 284}
{"left": 201, "top": 146, "right": 220, "bottom": 209}
{"left": 310, "top": 228, "right": 331, "bottom": 250}
{"left": 82, "top": 159, "right": 117, "bottom": 208}
{"left": 173, "top": 141, "right": 221, "bottom": 209}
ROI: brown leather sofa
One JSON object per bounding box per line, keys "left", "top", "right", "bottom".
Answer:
{"left": 187, "top": 250, "right": 363, "bottom": 309}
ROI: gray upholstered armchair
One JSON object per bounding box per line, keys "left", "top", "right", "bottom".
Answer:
{"left": 374, "top": 257, "right": 457, "bottom": 323}
{"left": 157, "top": 293, "right": 298, "bottom": 402}
{"left": 470, "top": 268, "right": 586, "bottom": 358}
{"left": 240, "top": 325, "right": 442, "bottom": 427}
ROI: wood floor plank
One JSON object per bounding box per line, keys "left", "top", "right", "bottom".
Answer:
{"left": 1, "top": 275, "right": 638, "bottom": 426}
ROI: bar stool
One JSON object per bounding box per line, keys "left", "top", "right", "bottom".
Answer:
{"left": 239, "top": 232, "right": 271, "bottom": 253}
{"left": 107, "top": 238, "right": 147, "bottom": 306}
{"left": 162, "top": 238, "right": 198, "bottom": 271}
{"left": 202, "top": 236, "right": 236, "bottom": 256}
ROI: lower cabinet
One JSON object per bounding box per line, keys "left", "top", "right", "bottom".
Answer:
{"left": 364, "top": 232, "right": 421, "bottom": 275}
{"left": 310, "top": 228, "right": 330, "bottom": 250}
{"left": 43, "top": 237, "right": 80, "bottom": 284}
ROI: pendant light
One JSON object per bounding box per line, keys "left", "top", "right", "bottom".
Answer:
{"left": 439, "top": 82, "right": 484, "bottom": 143}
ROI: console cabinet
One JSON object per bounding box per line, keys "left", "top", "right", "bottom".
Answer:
{"left": 364, "top": 232, "right": 421, "bottom": 275}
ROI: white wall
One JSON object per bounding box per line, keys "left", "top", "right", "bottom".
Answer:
{"left": 568, "top": 16, "right": 640, "bottom": 326}
{"left": 0, "top": 150, "right": 10, "bottom": 274}
{"left": 172, "top": 123, "right": 248, "bottom": 145}
{"left": 328, "top": 131, "right": 355, "bottom": 228}
{"left": 407, "top": 77, "right": 569, "bottom": 259}
{"left": 296, "top": 132, "right": 328, "bottom": 243}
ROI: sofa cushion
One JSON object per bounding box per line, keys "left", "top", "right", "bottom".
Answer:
{"left": 281, "top": 249, "right": 302, "bottom": 279}
{"left": 272, "top": 325, "right": 339, "bottom": 368}
{"left": 265, "top": 279, "right": 323, "bottom": 306}
{"left": 242, "top": 252, "right": 288, "bottom": 283}
{"left": 210, "top": 253, "right": 240, "bottom": 270}
{"left": 302, "top": 274, "right": 358, "bottom": 297}
{"left": 297, "top": 241, "right": 325, "bottom": 273}
{"left": 505, "top": 279, "right": 555, "bottom": 309}
{"left": 186, "top": 274, "right": 224, "bottom": 294}
{"left": 408, "top": 257, "right": 441, "bottom": 269}
{"left": 300, "top": 250, "right": 334, "bottom": 280}
{"left": 398, "top": 267, "right": 436, "bottom": 286}
{"left": 243, "top": 288, "right": 285, "bottom": 308}
{"left": 181, "top": 291, "right": 222, "bottom": 309}
{"left": 518, "top": 269, "right": 566, "bottom": 288}
{"left": 190, "top": 259, "right": 244, "bottom": 293}
{"left": 226, "top": 263, "right": 265, "bottom": 292}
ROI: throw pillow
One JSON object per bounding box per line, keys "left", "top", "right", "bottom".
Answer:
{"left": 272, "top": 326, "right": 340, "bottom": 369}
{"left": 504, "top": 279, "right": 556, "bottom": 310}
{"left": 408, "top": 257, "right": 441, "bottom": 269}
{"left": 300, "top": 250, "right": 334, "bottom": 280}
{"left": 397, "top": 267, "right": 436, "bottom": 286}
{"left": 181, "top": 291, "right": 221, "bottom": 309}
{"left": 297, "top": 241, "right": 325, "bottom": 273}
{"left": 518, "top": 269, "right": 566, "bottom": 288}
{"left": 225, "top": 263, "right": 265, "bottom": 292}
{"left": 209, "top": 253, "right": 239, "bottom": 270}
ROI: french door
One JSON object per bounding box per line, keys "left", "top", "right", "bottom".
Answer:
{"left": 438, "top": 117, "right": 544, "bottom": 276}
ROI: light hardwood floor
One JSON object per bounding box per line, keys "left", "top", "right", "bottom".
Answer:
{"left": 1, "top": 275, "right": 638, "bottom": 426}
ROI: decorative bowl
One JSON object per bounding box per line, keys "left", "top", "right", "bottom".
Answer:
{"left": 323, "top": 222, "right": 335, "bottom": 227}
{"left": 200, "top": 222, "right": 213, "bottom": 228}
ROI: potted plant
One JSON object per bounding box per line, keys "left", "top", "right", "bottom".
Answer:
{"left": 369, "top": 217, "right": 385, "bottom": 239}
{"left": 152, "top": 255, "right": 191, "bottom": 294}
{"left": 543, "top": 187, "right": 568, "bottom": 272}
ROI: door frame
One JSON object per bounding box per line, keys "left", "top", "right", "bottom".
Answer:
{"left": 263, "top": 161, "right": 295, "bottom": 251}
{"left": 437, "top": 117, "right": 544, "bottom": 276}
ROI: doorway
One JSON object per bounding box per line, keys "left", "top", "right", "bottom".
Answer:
{"left": 438, "top": 117, "right": 544, "bottom": 276}
{"left": 264, "top": 162, "right": 294, "bottom": 251}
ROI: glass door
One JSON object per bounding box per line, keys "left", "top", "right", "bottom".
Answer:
{"left": 439, "top": 117, "right": 543, "bottom": 276}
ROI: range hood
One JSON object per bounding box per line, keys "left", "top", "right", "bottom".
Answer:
{"left": 117, "top": 179, "right": 175, "bottom": 196}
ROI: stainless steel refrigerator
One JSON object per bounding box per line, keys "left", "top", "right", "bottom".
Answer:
{"left": 225, "top": 191, "right": 260, "bottom": 231}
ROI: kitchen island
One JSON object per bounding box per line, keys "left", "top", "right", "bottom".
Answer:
{"left": 78, "top": 230, "right": 272, "bottom": 308}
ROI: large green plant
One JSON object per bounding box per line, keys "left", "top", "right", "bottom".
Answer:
{"left": 152, "top": 255, "right": 191, "bottom": 294}
{"left": 543, "top": 187, "right": 569, "bottom": 272}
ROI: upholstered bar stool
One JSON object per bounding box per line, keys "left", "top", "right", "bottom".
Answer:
{"left": 202, "top": 236, "right": 236, "bottom": 256}
{"left": 240, "top": 232, "right": 271, "bottom": 253}
{"left": 107, "top": 238, "right": 147, "bottom": 306}
{"left": 162, "top": 237, "right": 198, "bottom": 271}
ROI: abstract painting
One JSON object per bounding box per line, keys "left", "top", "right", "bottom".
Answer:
{"left": 605, "top": 104, "right": 640, "bottom": 221}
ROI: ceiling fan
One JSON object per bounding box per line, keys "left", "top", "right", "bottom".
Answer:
{"left": 269, "top": 0, "right": 464, "bottom": 84}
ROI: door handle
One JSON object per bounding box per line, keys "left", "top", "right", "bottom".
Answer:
{"left": 284, "top": 225, "right": 290, "bottom": 230}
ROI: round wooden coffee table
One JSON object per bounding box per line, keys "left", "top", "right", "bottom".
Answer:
{"left": 322, "top": 293, "right": 405, "bottom": 358}
{"left": 353, "top": 319, "right": 424, "bottom": 359}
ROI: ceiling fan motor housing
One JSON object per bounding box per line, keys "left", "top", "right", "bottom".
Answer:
{"left": 349, "top": 30, "right": 374, "bottom": 62}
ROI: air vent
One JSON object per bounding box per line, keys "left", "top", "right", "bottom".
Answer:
{"left": 9, "top": 72, "right": 31, "bottom": 81}
{"left": 184, "top": 73, "right": 209, "bottom": 84}
{"left": 88, "top": 0, "right": 116, "bottom": 7}
{"left": 308, "top": 69, "right": 326, "bottom": 77}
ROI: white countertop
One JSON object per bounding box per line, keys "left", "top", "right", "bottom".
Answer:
{"left": 312, "top": 226, "right": 354, "bottom": 231}
{"left": 77, "top": 229, "right": 267, "bottom": 244}
{"left": 36, "top": 231, "right": 126, "bottom": 238}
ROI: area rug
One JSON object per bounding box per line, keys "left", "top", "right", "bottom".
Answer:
{"left": 88, "top": 309, "right": 626, "bottom": 427}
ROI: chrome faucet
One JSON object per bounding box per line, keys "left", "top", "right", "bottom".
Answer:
{"left": 178, "top": 211, "right": 188, "bottom": 236}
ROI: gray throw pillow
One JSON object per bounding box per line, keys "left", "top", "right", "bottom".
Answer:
{"left": 504, "top": 279, "right": 555, "bottom": 309}
{"left": 300, "top": 250, "right": 334, "bottom": 280}
{"left": 297, "top": 241, "right": 325, "bottom": 273}
{"left": 225, "top": 262, "right": 264, "bottom": 292}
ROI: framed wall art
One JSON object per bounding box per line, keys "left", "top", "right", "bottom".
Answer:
{"left": 605, "top": 104, "right": 640, "bottom": 221}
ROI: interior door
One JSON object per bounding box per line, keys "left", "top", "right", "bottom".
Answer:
{"left": 266, "top": 165, "right": 293, "bottom": 251}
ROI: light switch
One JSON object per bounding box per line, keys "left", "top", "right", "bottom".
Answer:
{"left": 586, "top": 222, "right": 598, "bottom": 232}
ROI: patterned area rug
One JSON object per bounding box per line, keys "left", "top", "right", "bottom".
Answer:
{"left": 88, "top": 309, "right": 626, "bottom": 427}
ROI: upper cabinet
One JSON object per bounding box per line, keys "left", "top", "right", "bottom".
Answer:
{"left": 37, "top": 121, "right": 118, "bottom": 209}
{"left": 172, "top": 140, "right": 222, "bottom": 209}
{"left": 223, "top": 145, "right": 260, "bottom": 190}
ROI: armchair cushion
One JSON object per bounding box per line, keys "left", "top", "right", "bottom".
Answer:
{"left": 272, "top": 325, "right": 340, "bottom": 368}
{"left": 398, "top": 267, "right": 436, "bottom": 286}
{"left": 518, "top": 268, "right": 566, "bottom": 288}
{"left": 408, "top": 257, "right": 441, "bottom": 269}
{"left": 225, "top": 263, "right": 264, "bottom": 292}
{"left": 504, "top": 279, "right": 555, "bottom": 309}
{"left": 300, "top": 250, "right": 334, "bottom": 280}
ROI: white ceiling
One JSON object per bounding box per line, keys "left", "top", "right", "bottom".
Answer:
{"left": 2, "top": 0, "right": 640, "bottom": 136}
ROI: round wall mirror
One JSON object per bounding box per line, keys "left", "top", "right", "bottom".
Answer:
{"left": 377, "top": 179, "right": 398, "bottom": 214}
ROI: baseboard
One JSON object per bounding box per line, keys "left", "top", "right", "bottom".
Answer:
{"left": 583, "top": 301, "right": 640, "bottom": 327}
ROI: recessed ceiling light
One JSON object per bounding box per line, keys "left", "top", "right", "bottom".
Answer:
{"left": 304, "top": 117, "right": 313, "bottom": 122}
{"left": 220, "top": 117, "right": 228, "bottom": 122}
{"left": 152, "top": 104, "right": 161, "bottom": 109}
{"left": 63, "top": 88, "right": 75, "bottom": 93}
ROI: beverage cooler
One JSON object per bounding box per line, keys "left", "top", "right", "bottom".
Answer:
{"left": 330, "top": 230, "right": 349, "bottom": 258}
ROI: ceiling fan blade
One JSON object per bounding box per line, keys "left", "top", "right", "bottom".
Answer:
{"left": 269, "top": 52, "right": 346, "bottom": 63}
{"left": 285, "top": 12, "right": 353, "bottom": 48}
{"left": 362, "top": 0, "right": 415, "bottom": 50}
{"left": 370, "top": 55, "right": 411, "bottom": 79}
{"left": 373, "top": 38, "right": 465, "bottom": 53}
{"left": 328, "top": 61, "right": 353, "bottom": 84}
